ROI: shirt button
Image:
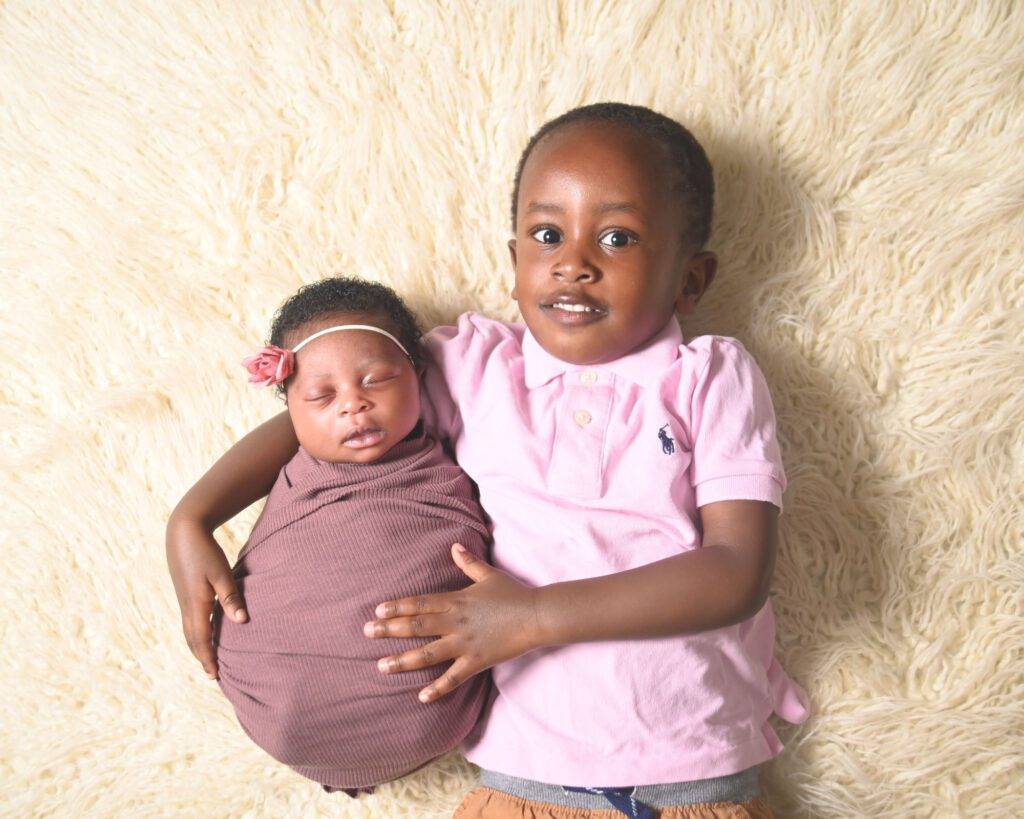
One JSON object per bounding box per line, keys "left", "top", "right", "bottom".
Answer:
{"left": 579, "top": 371, "right": 598, "bottom": 385}
{"left": 573, "top": 409, "right": 592, "bottom": 427}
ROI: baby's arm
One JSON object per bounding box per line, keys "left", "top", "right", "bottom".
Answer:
{"left": 165, "top": 409, "right": 298, "bottom": 679}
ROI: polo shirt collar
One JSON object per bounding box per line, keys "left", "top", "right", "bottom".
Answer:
{"left": 522, "top": 316, "right": 683, "bottom": 389}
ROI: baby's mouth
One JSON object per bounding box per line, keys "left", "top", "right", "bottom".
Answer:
{"left": 342, "top": 426, "right": 386, "bottom": 449}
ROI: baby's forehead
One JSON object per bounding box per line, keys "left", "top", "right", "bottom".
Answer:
{"left": 291, "top": 330, "right": 405, "bottom": 376}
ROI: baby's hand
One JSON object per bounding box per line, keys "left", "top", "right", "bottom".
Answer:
{"left": 165, "top": 516, "right": 249, "bottom": 680}
{"left": 364, "top": 544, "right": 541, "bottom": 703}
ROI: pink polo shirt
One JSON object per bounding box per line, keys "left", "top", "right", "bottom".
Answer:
{"left": 419, "top": 311, "right": 811, "bottom": 786}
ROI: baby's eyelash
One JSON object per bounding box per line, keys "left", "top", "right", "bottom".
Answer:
{"left": 363, "top": 374, "right": 398, "bottom": 386}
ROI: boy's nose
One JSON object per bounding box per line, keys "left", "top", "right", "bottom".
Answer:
{"left": 553, "top": 256, "right": 599, "bottom": 283}
{"left": 552, "top": 237, "right": 600, "bottom": 282}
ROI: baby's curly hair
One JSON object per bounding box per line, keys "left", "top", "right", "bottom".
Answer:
{"left": 266, "top": 276, "right": 424, "bottom": 400}
{"left": 510, "top": 102, "right": 715, "bottom": 251}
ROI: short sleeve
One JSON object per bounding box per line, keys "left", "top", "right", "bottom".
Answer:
{"left": 419, "top": 325, "right": 462, "bottom": 444}
{"left": 688, "top": 337, "right": 787, "bottom": 512}
{"left": 419, "top": 312, "right": 513, "bottom": 446}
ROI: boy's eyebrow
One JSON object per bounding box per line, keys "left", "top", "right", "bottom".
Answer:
{"left": 594, "top": 201, "right": 641, "bottom": 215}
{"left": 525, "top": 201, "right": 564, "bottom": 214}
{"left": 525, "top": 201, "right": 642, "bottom": 215}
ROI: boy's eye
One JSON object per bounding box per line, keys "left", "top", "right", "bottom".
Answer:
{"left": 529, "top": 227, "right": 562, "bottom": 244}
{"left": 599, "top": 230, "right": 636, "bottom": 248}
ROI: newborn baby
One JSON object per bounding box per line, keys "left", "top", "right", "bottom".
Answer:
{"left": 211, "top": 277, "right": 492, "bottom": 796}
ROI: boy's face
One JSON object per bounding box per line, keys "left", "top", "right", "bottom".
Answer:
{"left": 284, "top": 313, "right": 420, "bottom": 464}
{"left": 510, "top": 120, "right": 716, "bottom": 365}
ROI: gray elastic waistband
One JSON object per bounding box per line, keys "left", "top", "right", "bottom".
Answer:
{"left": 478, "top": 764, "right": 761, "bottom": 809}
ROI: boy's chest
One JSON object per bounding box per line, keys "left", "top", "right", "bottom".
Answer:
{"left": 453, "top": 372, "right": 696, "bottom": 515}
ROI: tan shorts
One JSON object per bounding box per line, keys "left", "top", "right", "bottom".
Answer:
{"left": 453, "top": 786, "right": 774, "bottom": 818}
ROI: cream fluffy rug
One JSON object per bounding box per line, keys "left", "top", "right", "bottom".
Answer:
{"left": 2, "top": 1, "right": 1022, "bottom": 816}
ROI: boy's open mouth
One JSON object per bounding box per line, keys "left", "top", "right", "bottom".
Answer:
{"left": 540, "top": 292, "right": 608, "bottom": 326}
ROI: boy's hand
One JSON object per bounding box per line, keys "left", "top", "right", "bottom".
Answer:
{"left": 364, "top": 544, "right": 541, "bottom": 703}
{"left": 165, "top": 516, "right": 249, "bottom": 680}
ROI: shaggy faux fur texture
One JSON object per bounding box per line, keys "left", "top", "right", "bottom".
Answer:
{"left": 2, "top": 1, "right": 1022, "bottom": 816}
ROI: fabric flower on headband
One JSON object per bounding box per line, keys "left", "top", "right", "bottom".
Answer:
{"left": 242, "top": 344, "right": 295, "bottom": 388}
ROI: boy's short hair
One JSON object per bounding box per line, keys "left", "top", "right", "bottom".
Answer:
{"left": 510, "top": 102, "right": 715, "bottom": 251}
{"left": 267, "top": 276, "right": 424, "bottom": 399}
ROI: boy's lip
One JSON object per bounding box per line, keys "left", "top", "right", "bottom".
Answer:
{"left": 540, "top": 291, "right": 608, "bottom": 325}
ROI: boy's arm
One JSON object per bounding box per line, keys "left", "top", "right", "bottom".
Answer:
{"left": 530, "top": 498, "right": 777, "bottom": 645}
{"left": 532, "top": 337, "right": 785, "bottom": 644}
{"left": 165, "top": 409, "right": 298, "bottom": 679}
{"left": 366, "top": 498, "right": 777, "bottom": 704}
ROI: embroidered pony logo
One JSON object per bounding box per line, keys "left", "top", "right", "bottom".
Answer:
{"left": 658, "top": 424, "right": 675, "bottom": 455}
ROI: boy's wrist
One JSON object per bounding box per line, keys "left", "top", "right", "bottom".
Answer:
{"left": 527, "top": 583, "right": 564, "bottom": 650}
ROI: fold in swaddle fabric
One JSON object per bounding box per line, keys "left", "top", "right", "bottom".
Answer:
{"left": 212, "top": 428, "right": 493, "bottom": 792}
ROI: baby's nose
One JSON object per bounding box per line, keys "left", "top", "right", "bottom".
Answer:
{"left": 339, "top": 394, "right": 371, "bottom": 414}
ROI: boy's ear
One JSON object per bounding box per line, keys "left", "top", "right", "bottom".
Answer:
{"left": 508, "top": 239, "right": 518, "bottom": 300}
{"left": 674, "top": 251, "right": 717, "bottom": 315}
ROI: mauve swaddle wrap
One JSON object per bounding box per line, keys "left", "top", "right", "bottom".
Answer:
{"left": 211, "top": 430, "right": 493, "bottom": 791}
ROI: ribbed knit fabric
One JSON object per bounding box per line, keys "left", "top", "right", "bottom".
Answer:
{"left": 211, "top": 427, "right": 493, "bottom": 792}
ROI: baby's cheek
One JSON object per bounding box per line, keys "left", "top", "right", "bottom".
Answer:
{"left": 389, "top": 390, "right": 422, "bottom": 440}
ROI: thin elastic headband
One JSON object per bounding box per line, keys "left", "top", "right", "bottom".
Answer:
{"left": 242, "top": 323, "right": 413, "bottom": 389}
{"left": 290, "top": 324, "right": 412, "bottom": 358}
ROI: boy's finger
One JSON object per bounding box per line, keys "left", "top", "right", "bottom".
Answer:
{"left": 376, "top": 637, "right": 456, "bottom": 674}
{"left": 373, "top": 593, "right": 450, "bottom": 619}
{"left": 183, "top": 599, "right": 218, "bottom": 679}
{"left": 451, "top": 543, "right": 491, "bottom": 582}
{"left": 364, "top": 612, "right": 447, "bottom": 639}
{"left": 418, "top": 656, "right": 476, "bottom": 703}
{"left": 212, "top": 572, "right": 248, "bottom": 623}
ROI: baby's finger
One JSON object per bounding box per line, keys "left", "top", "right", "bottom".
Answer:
{"left": 373, "top": 593, "right": 451, "bottom": 620}
{"left": 418, "top": 656, "right": 477, "bottom": 703}
{"left": 363, "top": 611, "right": 447, "bottom": 639}
{"left": 183, "top": 597, "right": 218, "bottom": 679}
{"left": 376, "top": 636, "right": 457, "bottom": 674}
{"left": 211, "top": 570, "right": 248, "bottom": 624}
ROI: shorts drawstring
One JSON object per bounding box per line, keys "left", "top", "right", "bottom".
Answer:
{"left": 561, "top": 785, "right": 658, "bottom": 818}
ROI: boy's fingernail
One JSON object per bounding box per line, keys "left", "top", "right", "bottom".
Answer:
{"left": 233, "top": 610, "right": 247, "bottom": 622}
{"left": 454, "top": 544, "right": 466, "bottom": 553}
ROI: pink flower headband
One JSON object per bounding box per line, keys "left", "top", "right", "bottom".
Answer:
{"left": 242, "top": 324, "right": 412, "bottom": 388}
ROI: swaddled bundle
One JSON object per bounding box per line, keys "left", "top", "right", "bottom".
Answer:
{"left": 211, "top": 427, "right": 492, "bottom": 793}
